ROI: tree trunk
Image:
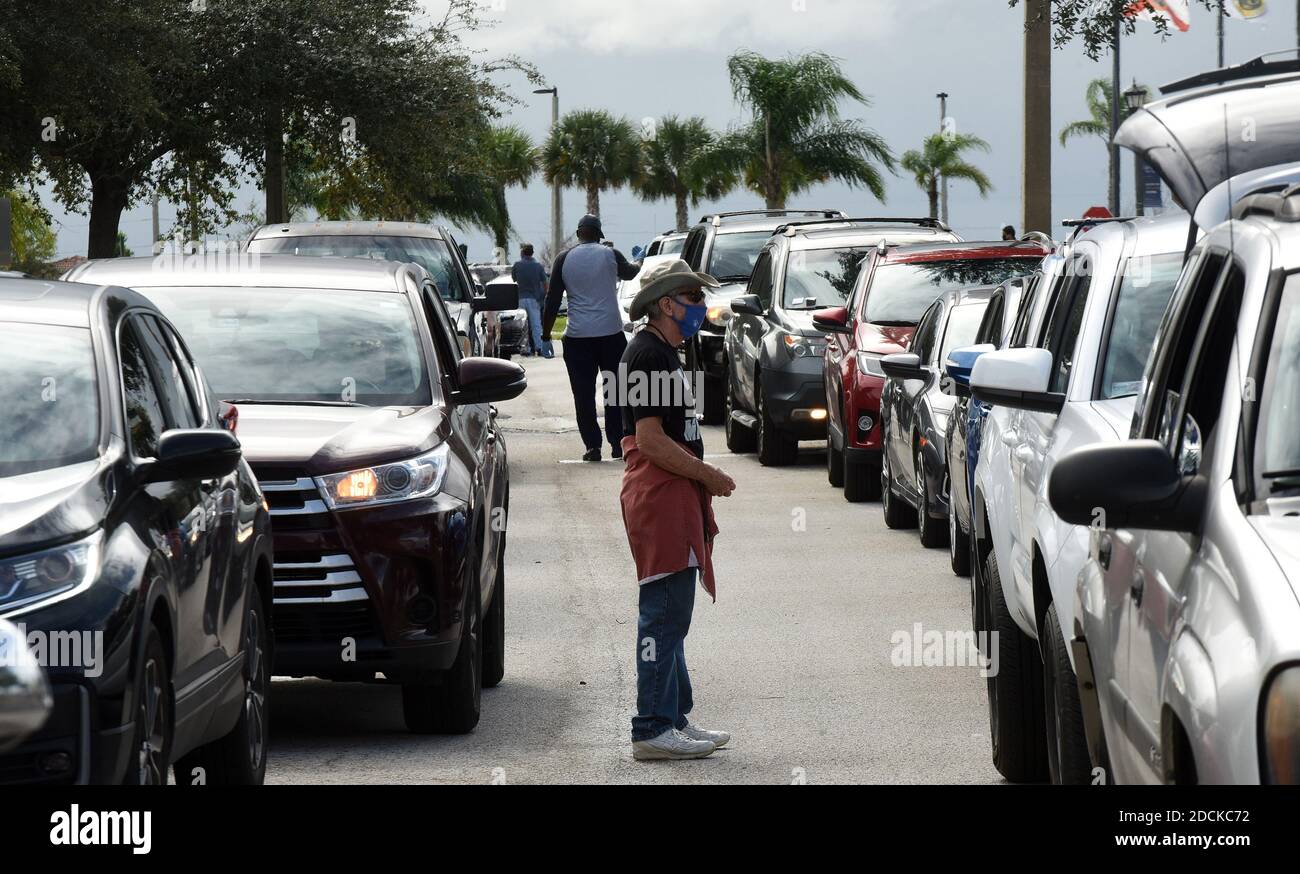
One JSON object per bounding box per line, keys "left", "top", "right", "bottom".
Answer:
{"left": 675, "top": 190, "right": 689, "bottom": 232}
{"left": 764, "top": 116, "right": 782, "bottom": 210}
{"left": 586, "top": 182, "right": 600, "bottom": 217}
{"left": 928, "top": 177, "right": 940, "bottom": 220}
{"left": 493, "top": 185, "right": 509, "bottom": 258}
{"left": 264, "top": 100, "right": 287, "bottom": 225}
{"left": 1022, "top": 0, "right": 1053, "bottom": 233}
{"left": 87, "top": 172, "right": 130, "bottom": 259}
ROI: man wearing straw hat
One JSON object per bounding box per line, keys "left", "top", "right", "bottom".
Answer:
{"left": 619, "top": 258, "right": 737, "bottom": 761}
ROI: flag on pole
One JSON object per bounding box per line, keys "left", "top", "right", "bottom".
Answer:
{"left": 1225, "top": 0, "right": 1267, "bottom": 20}
{"left": 1126, "top": 0, "right": 1193, "bottom": 31}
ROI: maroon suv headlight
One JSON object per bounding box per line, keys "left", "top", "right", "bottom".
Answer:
{"left": 314, "top": 445, "right": 451, "bottom": 511}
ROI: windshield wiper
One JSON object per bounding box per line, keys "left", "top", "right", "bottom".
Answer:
{"left": 1263, "top": 469, "right": 1300, "bottom": 493}
{"left": 869, "top": 319, "right": 918, "bottom": 327}
{"left": 715, "top": 275, "right": 752, "bottom": 284}
{"left": 223, "top": 398, "right": 365, "bottom": 408}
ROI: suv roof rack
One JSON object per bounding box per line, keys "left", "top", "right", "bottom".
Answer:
{"left": 1162, "top": 50, "right": 1300, "bottom": 95}
{"left": 775, "top": 216, "right": 953, "bottom": 235}
{"left": 698, "top": 209, "right": 846, "bottom": 226}
{"left": 1231, "top": 183, "right": 1300, "bottom": 222}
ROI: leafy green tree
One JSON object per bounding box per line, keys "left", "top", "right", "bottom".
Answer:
{"left": 900, "top": 133, "right": 993, "bottom": 221}
{"left": 541, "top": 109, "right": 639, "bottom": 217}
{"left": 482, "top": 125, "right": 538, "bottom": 253}
{"left": 634, "top": 116, "right": 735, "bottom": 232}
{"left": 713, "top": 50, "right": 894, "bottom": 209}
{"left": 1010, "top": 0, "right": 1219, "bottom": 59}
{"left": 3, "top": 188, "right": 55, "bottom": 270}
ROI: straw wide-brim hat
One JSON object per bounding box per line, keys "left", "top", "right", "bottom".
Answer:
{"left": 628, "top": 258, "right": 721, "bottom": 321}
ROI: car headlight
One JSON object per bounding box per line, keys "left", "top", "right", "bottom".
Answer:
{"left": 783, "top": 334, "right": 824, "bottom": 358}
{"left": 856, "top": 351, "right": 885, "bottom": 377}
{"left": 315, "top": 445, "right": 451, "bottom": 510}
{"left": 707, "top": 304, "right": 732, "bottom": 327}
{"left": 1262, "top": 665, "right": 1300, "bottom": 784}
{"left": 0, "top": 530, "right": 103, "bottom": 616}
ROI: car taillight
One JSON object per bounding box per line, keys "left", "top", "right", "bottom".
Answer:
{"left": 219, "top": 401, "right": 239, "bottom": 435}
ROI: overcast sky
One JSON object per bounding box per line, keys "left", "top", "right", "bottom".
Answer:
{"left": 46, "top": 0, "right": 1297, "bottom": 260}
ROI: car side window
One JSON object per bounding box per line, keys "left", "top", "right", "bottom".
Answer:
{"left": 911, "top": 302, "right": 941, "bottom": 362}
{"left": 975, "top": 291, "right": 1004, "bottom": 346}
{"left": 682, "top": 228, "right": 706, "bottom": 270}
{"left": 134, "top": 315, "right": 200, "bottom": 430}
{"left": 119, "top": 319, "right": 167, "bottom": 458}
{"left": 1009, "top": 276, "right": 1041, "bottom": 348}
{"left": 422, "top": 281, "right": 462, "bottom": 374}
{"left": 160, "top": 320, "right": 211, "bottom": 426}
{"left": 749, "top": 250, "right": 775, "bottom": 310}
{"left": 1044, "top": 276, "right": 1090, "bottom": 395}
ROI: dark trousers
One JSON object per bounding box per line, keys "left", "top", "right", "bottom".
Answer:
{"left": 561, "top": 332, "right": 628, "bottom": 452}
{"left": 631, "top": 568, "right": 696, "bottom": 742}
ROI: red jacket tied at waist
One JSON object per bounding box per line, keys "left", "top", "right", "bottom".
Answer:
{"left": 618, "top": 434, "right": 719, "bottom": 600}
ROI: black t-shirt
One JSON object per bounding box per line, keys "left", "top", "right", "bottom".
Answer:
{"left": 620, "top": 329, "right": 704, "bottom": 459}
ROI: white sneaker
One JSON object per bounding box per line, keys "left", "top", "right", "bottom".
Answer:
{"left": 632, "top": 728, "right": 716, "bottom": 760}
{"left": 679, "top": 720, "right": 730, "bottom": 748}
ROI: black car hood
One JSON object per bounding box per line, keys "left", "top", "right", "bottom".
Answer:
{"left": 0, "top": 460, "right": 110, "bottom": 553}
{"left": 1117, "top": 70, "right": 1300, "bottom": 225}
{"left": 235, "top": 404, "right": 447, "bottom": 475}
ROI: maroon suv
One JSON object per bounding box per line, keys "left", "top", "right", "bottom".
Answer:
{"left": 814, "top": 240, "right": 1048, "bottom": 501}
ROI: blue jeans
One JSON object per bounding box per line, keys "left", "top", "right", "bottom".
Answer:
{"left": 632, "top": 567, "right": 696, "bottom": 742}
{"left": 519, "top": 297, "right": 551, "bottom": 356}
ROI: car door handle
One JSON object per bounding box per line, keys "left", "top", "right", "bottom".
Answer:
{"left": 1001, "top": 429, "right": 1020, "bottom": 447}
{"left": 1097, "top": 532, "right": 1113, "bottom": 571}
{"left": 486, "top": 430, "right": 497, "bottom": 446}
{"left": 1130, "top": 569, "right": 1145, "bottom": 606}
{"left": 1014, "top": 445, "right": 1034, "bottom": 464}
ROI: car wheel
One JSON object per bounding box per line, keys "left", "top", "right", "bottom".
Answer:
{"left": 756, "top": 378, "right": 797, "bottom": 467}
{"left": 916, "top": 445, "right": 947, "bottom": 548}
{"left": 826, "top": 439, "right": 845, "bottom": 487}
{"left": 881, "top": 450, "right": 916, "bottom": 529}
{"left": 1042, "top": 602, "right": 1091, "bottom": 784}
{"left": 724, "top": 371, "right": 756, "bottom": 454}
{"left": 985, "top": 553, "right": 1048, "bottom": 782}
{"left": 843, "top": 454, "right": 880, "bottom": 502}
{"left": 175, "top": 593, "right": 270, "bottom": 786}
{"left": 949, "top": 493, "right": 972, "bottom": 576}
{"left": 481, "top": 555, "right": 505, "bottom": 689}
{"left": 701, "top": 371, "right": 726, "bottom": 425}
{"left": 124, "top": 621, "right": 173, "bottom": 785}
{"left": 403, "top": 573, "right": 482, "bottom": 734}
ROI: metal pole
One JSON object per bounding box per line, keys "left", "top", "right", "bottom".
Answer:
{"left": 1109, "top": 18, "right": 1121, "bottom": 216}
{"left": 151, "top": 192, "right": 160, "bottom": 251}
{"left": 550, "top": 90, "right": 563, "bottom": 260}
{"left": 1218, "top": 0, "right": 1226, "bottom": 68}
{"left": 937, "top": 92, "right": 949, "bottom": 226}
{"left": 1134, "top": 149, "right": 1145, "bottom": 217}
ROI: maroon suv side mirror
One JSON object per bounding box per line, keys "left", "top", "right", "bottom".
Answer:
{"left": 813, "top": 306, "right": 851, "bottom": 334}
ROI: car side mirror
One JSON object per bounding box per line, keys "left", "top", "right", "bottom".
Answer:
{"left": 145, "top": 429, "right": 242, "bottom": 483}
{"left": 0, "top": 619, "right": 52, "bottom": 753}
{"left": 970, "top": 347, "right": 1065, "bottom": 414}
{"left": 453, "top": 357, "right": 527, "bottom": 405}
{"left": 881, "top": 352, "right": 925, "bottom": 381}
{"left": 473, "top": 283, "right": 519, "bottom": 313}
{"left": 812, "top": 306, "right": 852, "bottom": 335}
{"left": 730, "top": 294, "right": 763, "bottom": 317}
{"left": 945, "top": 343, "right": 995, "bottom": 397}
{"left": 1048, "top": 440, "right": 1207, "bottom": 533}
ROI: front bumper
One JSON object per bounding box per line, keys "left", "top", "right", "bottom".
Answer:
{"left": 698, "top": 329, "right": 727, "bottom": 379}
{"left": 845, "top": 371, "right": 886, "bottom": 450}
{"left": 254, "top": 465, "right": 472, "bottom": 683}
{"left": 762, "top": 355, "right": 829, "bottom": 439}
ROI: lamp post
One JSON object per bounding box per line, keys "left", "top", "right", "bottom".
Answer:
{"left": 936, "top": 92, "right": 949, "bottom": 226}
{"left": 534, "top": 86, "right": 562, "bottom": 262}
{"left": 1124, "top": 81, "right": 1150, "bottom": 216}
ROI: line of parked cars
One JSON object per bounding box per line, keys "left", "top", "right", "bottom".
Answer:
{"left": 0, "top": 220, "right": 527, "bottom": 783}
{"left": 706, "top": 54, "right": 1299, "bottom": 784}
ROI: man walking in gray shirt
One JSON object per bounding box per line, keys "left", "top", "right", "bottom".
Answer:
{"left": 543, "top": 214, "right": 641, "bottom": 462}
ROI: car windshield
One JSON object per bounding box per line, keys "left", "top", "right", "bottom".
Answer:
{"left": 248, "top": 234, "right": 469, "bottom": 302}
{"left": 782, "top": 246, "right": 870, "bottom": 308}
{"left": 0, "top": 323, "right": 99, "bottom": 477}
{"left": 1098, "top": 253, "right": 1183, "bottom": 399}
{"left": 864, "top": 257, "right": 1042, "bottom": 324}
{"left": 941, "top": 301, "right": 990, "bottom": 362}
{"left": 141, "top": 286, "right": 432, "bottom": 406}
{"left": 1256, "top": 272, "right": 1300, "bottom": 489}
{"left": 707, "top": 230, "right": 774, "bottom": 279}
{"left": 660, "top": 236, "right": 685, "bottom": 255}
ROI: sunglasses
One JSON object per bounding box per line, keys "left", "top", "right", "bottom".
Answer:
{"left": 673, "top": 290, "right": 707, "bottom": 305}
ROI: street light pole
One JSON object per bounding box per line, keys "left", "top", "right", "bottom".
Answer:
{"left": 1109, "top": 17, "right": 1121, "bottom": 216}
{"left": 534, "top": 87, "right": 562, "bottom": 262}
{"left": 1124, "top": 81, "right": 1150, "bottom": 216}
{"left": 937, "top": 92, "right": 949, "bottom": 226}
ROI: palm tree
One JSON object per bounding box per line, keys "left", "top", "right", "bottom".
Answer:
{"left": 900, "top": 133, "right": 993, "bottom": 221}
{"left": 541, "top": 109, "right": 639, "bottom": 217}
{"left": 634, "top": 116, "right": 735, "bottom": 232}
{"left": 483, "top": 124, "right": 538, "bottom": 253}
{"left": 714, "top": 50, "right": 895, "bottom": 209}
{"left": 1059, "top": 77, "right": 1145, "bottom": 205}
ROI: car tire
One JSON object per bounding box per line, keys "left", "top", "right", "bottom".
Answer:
{"left": 481, "top": 556, "right": 505, "bottom": 689}
{"left": 756, "top": 378, "right": 797, "bottom": 467}
{"left": 949, "top": 494, "right": 972, "bottom": 577}
{"left": 916, "top": 445, "right": 947, "bottom": 549}
{"left": 724, "top": 371, "right": 756, "bottom": 454}
{"left": 1042, "top": 602, "right": 1091, "bottom": 785}
{"left": 843, "top": 454, "right": 880, "bottom": 502}
{"left": 701, "top": 371, "right": 726, "bottom": 425}
{"left": 175, "top": 592, "right": 270, "bottom": 786}
{"left": 826, "top": 440, "right": 845, "bottom": 487}
{"left": 124, "top": 620, "right": 173, "bottom": 785}
{"left": 403, "top": 574, "right": 482, "bottom": 734}
{"left": 881, "top": 451, "right": 916, "bottom": 529}
{"left": 985, "top": 553, "right": 1048, "bottom": 783}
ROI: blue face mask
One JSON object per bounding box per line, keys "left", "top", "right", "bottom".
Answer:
{"left": 672, "top": 301, "right": 708, "bottom": 340}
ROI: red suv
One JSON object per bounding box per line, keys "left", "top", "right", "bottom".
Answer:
{"left": 813, "top": 240, "right": 1049, "bottom": 501}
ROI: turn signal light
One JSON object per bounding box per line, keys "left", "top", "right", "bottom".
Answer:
{"left": 336, "top": 468, "right": 378, "bottom": 500}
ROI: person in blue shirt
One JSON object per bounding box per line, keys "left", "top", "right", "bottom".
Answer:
{"left": 511, "top": 244, "right": 550, "bottom": 358}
